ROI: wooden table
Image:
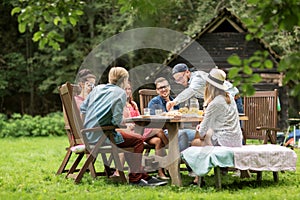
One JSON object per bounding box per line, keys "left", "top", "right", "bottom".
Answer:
{"left": 125, "top": 115, "right": 248, "bottom": 186}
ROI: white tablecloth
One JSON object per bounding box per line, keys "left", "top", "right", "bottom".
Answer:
{"left": 181, "top": 144, "right": 297, "bottom": 176}
{"left": 232, "top": 144, "right": 297, "bottom": 171}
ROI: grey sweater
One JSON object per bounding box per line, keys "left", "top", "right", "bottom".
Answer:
{"left": 199, "top": 95, "right": 243, "bottom": 147}
{"left": 173, "top": 71, "right": 239, "bottom": 105}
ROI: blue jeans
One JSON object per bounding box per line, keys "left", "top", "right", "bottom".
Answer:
{"left": 235, "top": 97, "right": 244, "bottom": 113}
{"left": 235, "top": 97, "right": 244, "bottom": 128}
{"left": 182, "top": 129, "right": 196, "bottom": 142}
{"left": 164, "top": 129, "right": 189, "bottom": 152}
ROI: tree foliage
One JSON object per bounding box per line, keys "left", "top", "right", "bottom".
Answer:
{"left": 1, "top": 0, "right": 300, "bottom": 115}
{"left": 11, "top": 0, "right": 84, "bottom": 50}
{"left": 227, "top": 0, "right": 300, "bottom": 96}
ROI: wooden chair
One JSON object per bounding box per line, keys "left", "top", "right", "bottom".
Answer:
{"left": 138, "top": 89, "right": 190, "bottom": 173}
{"left": 243, "top": 89, "right": 280, "bottom": 144}
{"left": 56, "top": 84, "right": 82, "bottom": 175}
{"left": 138, "top": 89, "right": 158, "bottom": 156}
{"left": 59, "top": 82, "right": 133, "bottom": 183}
{"left": 139, "top": 89, "right": 158, "bottom": 115}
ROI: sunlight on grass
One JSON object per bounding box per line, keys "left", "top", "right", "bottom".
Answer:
{"left": 0, "top": 137, "right": 299, "bottom": 199}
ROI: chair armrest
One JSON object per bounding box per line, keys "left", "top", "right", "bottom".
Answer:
{"left": 81, "top": 126, "right": 117, "bottom": 134}
{"left": 256, "top": 127, "right": 280, "bottom": 131}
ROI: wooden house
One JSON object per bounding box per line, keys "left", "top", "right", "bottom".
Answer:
{"left": 165, "top": 7, "right": 283, "bottom": 89}
{"left": 162, "top": 8, "right": 288, "bottom": 130}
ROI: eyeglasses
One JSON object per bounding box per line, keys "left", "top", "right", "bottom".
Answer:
{"left": 174, "top": 72, "right": 186, "bottom": 83}
{"left": 156, "top": 85, "right": 169, "bottom": 91}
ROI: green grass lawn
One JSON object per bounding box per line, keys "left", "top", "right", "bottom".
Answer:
{"left": 0, "top": 137, "right": 299, "bottom": 200}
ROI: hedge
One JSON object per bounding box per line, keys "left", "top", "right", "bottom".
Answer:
{"left": 0, "top": 112, "right": 65, "bottom": 137}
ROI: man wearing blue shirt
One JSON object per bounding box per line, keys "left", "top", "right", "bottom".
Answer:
{"left": 80, "top": 67, "right": 167, "bottom": 186}
{"left": 148, "top": 77, "right": 196, "bottom": 151}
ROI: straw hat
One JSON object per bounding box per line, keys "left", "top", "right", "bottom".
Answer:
{"left": 205, "top": 68, "right": 228, "bottom": 91}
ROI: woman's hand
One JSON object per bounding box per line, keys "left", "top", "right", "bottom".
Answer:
{"left": 196, "top": 124, "right": 201, "bottom": 132}
{"left": 195, "top": 124, "right": 205, "bottom": 140}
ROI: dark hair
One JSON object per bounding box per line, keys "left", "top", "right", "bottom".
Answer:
{"left": 78, "top": 69, "right": 96, "bottom": 83}
{"left": 154, "top": 77, "right": 168, "bottom": 87}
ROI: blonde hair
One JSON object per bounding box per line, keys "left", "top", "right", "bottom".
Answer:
{"left": 108, "top": 67, "right": 129, "bottom": 88}
{"left": 204, "top": 82, "right": 231, "bottom": 107}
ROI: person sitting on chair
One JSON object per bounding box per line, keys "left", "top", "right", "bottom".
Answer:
{"left": 148, "top": 77, "right": 195, "bottom": 151}
{"left": 74, "top": 69, "right": 96, "bottom": 110}
{"left": 80, "top": 67, "right": 167, "bottom": 187}
{"left": 114, "top": 82, "right": 169, "bottom": 180}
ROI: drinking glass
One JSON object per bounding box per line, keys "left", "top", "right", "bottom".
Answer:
{"left": 143, "top": 108, "right": 151, "bottom": 116}
{"left": 155, "top": 109, "right": 163, "bottom": 115}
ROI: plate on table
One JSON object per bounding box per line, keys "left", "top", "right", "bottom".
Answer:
{"left": 182, "top": 113, "right": 201, "bottom": 118}
{"left": 141, "top": 115, "right": 152, "bottom": 118}
{"left": 140, "top": 115, "right": 173, "bottom": 119}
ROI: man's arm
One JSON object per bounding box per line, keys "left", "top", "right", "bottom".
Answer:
{"left": 173, "top": 87, "right": 198, "bottom": 105}
{"left": 111, "top": 92, "right": 127, "bottom": 126}
{"left": 173, "top": 71, "right": 206, "bottom": 105}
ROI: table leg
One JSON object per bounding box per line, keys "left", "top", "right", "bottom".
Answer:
{"left": 165, "top": 122, "right": 182, "bottom": 186}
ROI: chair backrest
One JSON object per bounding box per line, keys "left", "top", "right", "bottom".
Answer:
{"left": 243, "top": 89, "right": 278, "bottom": 142}
{"left": 139, "top": 89, "right": 157, "bottom": 114}
{"left": 59, "top": 82, "right": 84, "bottom": 145}
{"left": 59, "top": 82, "right": 117, "bottom": 150}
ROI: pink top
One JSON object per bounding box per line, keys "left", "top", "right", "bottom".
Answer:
{"left": 125, "top": 102, "right": 152, "bottom": 138}
{"left": 74, "top": 95, "right": 85, "bottom": 111}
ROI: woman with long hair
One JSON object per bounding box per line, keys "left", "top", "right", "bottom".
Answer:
{"left": 190, "top": 68, "right": 243, "bottom": 184}
{"left": 119, "top": 82, "right": 169, "bottom": 180}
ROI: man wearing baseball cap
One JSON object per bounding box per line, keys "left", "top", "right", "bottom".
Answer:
{"left": 166, "top": 63, "right": 242, "bottom": 113}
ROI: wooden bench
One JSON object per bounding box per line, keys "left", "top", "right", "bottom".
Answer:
{"left": 182, "top": 145, "right": 297, "bottom": 189}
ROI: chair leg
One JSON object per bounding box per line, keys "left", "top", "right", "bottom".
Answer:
{"left": 112, "top": 148, "right": 127, "bottom": 183}
{"left": 74, "top": 153, "right": 97, "bottom": 184}
{"left": 66, "top": 153, "right": 84, "bottom": 178}
{"left": 101, "top": 153, "right": 114, "bottom": 177}
{"left": 144, "top": 148, "right": 151, "bottom": 157}
{"left": 56, "top": 149, "right": 72, "bottom": 175}
{"left": 89, "top": 158, "right": 98, "bottom": 178}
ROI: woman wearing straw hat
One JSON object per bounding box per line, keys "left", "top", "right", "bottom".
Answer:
{"left": 190, "top": 68, "right": 243, "bottom": 185}
{"left": 192, "top": 68, "right": 243, "bottom": 147}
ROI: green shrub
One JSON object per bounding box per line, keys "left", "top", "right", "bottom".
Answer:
{"left": 0, "top": 112, "right": 65, "bottom": 137}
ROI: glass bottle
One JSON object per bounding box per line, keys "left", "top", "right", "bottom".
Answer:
{"left": 189, "top": 98, "right": 199, "bottom": 114}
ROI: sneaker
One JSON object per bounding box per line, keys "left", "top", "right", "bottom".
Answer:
{"left": 130, "top": 179, "right": 152, "bottom": 187}
{"left": 147, "top": 177, "right": 168, "bottom": 186}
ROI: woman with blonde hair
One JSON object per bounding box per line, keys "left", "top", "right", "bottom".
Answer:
{"left": 122, "top": 82, "right": 169, "bottom": 180}
{"left": 192, "top": 68, "right": 243, "bottom": 147}
{"left": 190, "top": 68, "right": 243, "bottom": 184}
